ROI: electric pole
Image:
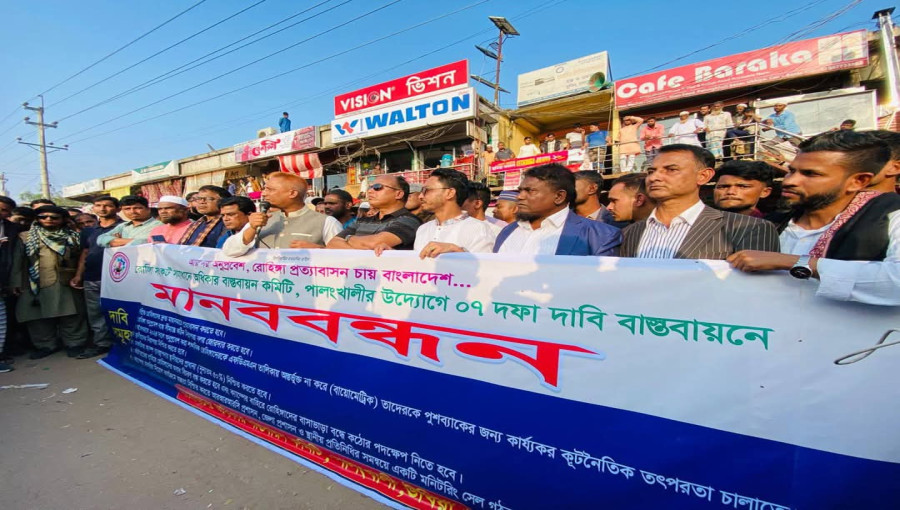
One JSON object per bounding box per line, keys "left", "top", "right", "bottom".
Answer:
{"left": 0, "top": 173, "right": 7, "bottom": 197}
{"left": 19, "top": 95, "right": 67, "bottom": 199}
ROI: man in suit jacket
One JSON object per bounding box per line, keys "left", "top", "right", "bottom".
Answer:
{"left": 493, "top": 164, "right": 621, "bottom": 256}
{"left": 620, "top": 144, "right": 779, "bottom": 259}
{"left": 540, "top": 133, "right": 564, "bottom": 153}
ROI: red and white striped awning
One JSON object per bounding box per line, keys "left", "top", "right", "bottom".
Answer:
{"left": 278, "top": 152, "right": 322, "bottom": 179}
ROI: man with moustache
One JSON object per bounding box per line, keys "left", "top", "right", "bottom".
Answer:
{"left": 493, "top": 164, "right": 621, "bottom": 256}
{"left": 327, "top": 174, "right": 421, "bottom": 251}
{"left": 179, "top": 185, "right": 231, "bottom": 248}
{"left": 216, "top": 196, "right": 256, "bottom": 248}
{"left": 606, "top": 173, "right": 655, "bottom": 225}
{"left": 491, "top": 190, "right": 518, "bottom": 224}
{"left": 729, "top": 131, "right": 900, "bottom": 305}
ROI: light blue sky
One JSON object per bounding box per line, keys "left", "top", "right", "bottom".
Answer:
{"left": 0, "top": 0, "right": 884, "bottom": 199}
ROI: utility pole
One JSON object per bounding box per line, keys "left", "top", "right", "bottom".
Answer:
{"left": 0, "top": 173, "right": 7, "bottom": 197}
{"left": 473, "top": 17, "right": 519, "bottom": 107}
{"left": 18, "top": 95, "right": 67, "bottom": 199}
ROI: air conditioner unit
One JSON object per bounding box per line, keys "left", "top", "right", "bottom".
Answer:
{"left": 257, "top": 127, "right": 278, "bottom": 138}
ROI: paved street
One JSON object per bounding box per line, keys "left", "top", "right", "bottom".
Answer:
{"left": 0, "top": 353, "right": 386, "bottom": 510}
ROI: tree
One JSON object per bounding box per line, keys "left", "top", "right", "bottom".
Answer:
{"left": 18, "top": 190, "right": 87, "bottom": 207}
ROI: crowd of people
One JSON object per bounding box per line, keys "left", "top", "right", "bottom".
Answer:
{"left": 1, "top": 129, "right": 898, "bottom": 373}
{"left": 484, "top": 101, "right": 849, "bottom": 175}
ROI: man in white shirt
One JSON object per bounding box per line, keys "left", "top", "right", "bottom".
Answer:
{"left": 518, "top": 136, "right": 540, "bottom": 158}
{"left": 620, "top": 144, "right": 778, "bottom": 259}
{"left": 223, "top": 173, "right": 341, "bottom": 256}
{"left": 412, "top": 168, "right": 496, "bottom": 258}
{"left": 703, "top": 101, "right": 734, "bottom": 159}
{"left": 668, "top": 111, "right": 705, "bottom": 147}
{"left": 565, "top": 125, "right": 585, "bottom": 149}
{"left": 729, "top": 131, "right": 900, "bottom": 305}
{"left": 493, "top": 164, "right": 621, "bottom": 256}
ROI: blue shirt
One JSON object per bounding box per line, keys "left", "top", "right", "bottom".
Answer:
{"left": 768, "top": 111, "right": 801, "bottom": 135}
{"left": 586, "top": 130, "right": 608, "bottom": 147}
{"left": 278, "top": 117, "right": 291, "bottom": 133}
{"left": 342, "top": 217, "right": 357, "bottom": 230}
{"left": 81, "top": 221, "right": 122, "bottom": 282}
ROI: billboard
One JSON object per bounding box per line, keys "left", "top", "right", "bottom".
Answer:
{"left": 334, "top": 60, "right": 469, "bottom": 117}
{"left": 615, "top": 30, "right": 869, "bottom": 109}
{"left": 131, "top": 160, "right": 178, "bottom": 184}
{"left": 331, "top": 87, "right": 476, "bottom": 143}
{"left": 233, "top": 126, "right": 320, "bottom": 164}
{"left": 517, "top": 52, "right": 610, "bottom": 107}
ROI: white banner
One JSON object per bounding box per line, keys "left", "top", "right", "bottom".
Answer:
{"left": 517, "top": 52, "right": 610, "bottom": 107}
{"left": 102, "top": 246, "right": 900, "bottom": 466}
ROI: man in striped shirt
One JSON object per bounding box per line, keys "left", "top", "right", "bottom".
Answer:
{"left": 619, "top": 144, "right": 779, "bottom": 259}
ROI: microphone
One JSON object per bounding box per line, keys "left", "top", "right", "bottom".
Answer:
{"left": 255, "top": 200, "right": 270, "bottom": 246}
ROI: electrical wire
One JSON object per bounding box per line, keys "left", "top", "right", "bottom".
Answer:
{"left": 38, "top": 0, "right": 209, "bottom": 97}
{"left": 56, "top": 0, "right": 408, "bottom": 142}
{"left": 62, "top": 0, "right": 489, "bottom": 145}
{"left": 57, "top": 0, "right": 343, "bottom": 121}
{"left": 49, "top": 0, "right": 268, "bottom": 109}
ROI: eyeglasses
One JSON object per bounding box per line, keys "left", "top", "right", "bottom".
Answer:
{"left": 422, "top": 187, "right": 450, "bottom": 195}
{"left": 37, "top": 215, "right": 62, "bottom": 220}
{"left": 370, "top": 183, "right": 400, "bottom": 191}
{"left": 193, "top": 197, "right": 218, "bottom": 202}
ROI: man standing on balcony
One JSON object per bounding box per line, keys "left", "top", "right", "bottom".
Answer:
{"left": 278, "top": 112, "right": 291, "bottom": 133}
{"left": 639, "top": 117, "right": 665, "bottom": 165}
{"left": 495, "top": 142, "right": 515, "bottom": 161}
{"left": 765, "top": 102, "right": 802, "bottom": 144}
{"left": 518, "top": 136, "right": 540, "bottom": 157}
{"left": 704, "top": 101, "right": 734, "bottom": 160}
{"left": 616, "top": 115, "right": 644, "bottom": 174}
{"left": 540, "top": 133, "right": 564, "bottom": 153}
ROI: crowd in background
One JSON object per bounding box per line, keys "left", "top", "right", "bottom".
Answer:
{"left": 2, "top": 129, "right": 899, "bottom": 374}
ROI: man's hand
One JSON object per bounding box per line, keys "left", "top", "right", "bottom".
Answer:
{"left": 70, "top": 275, "right": 83, "bottom": 289}
{"left": 109, "top": 238, "right": 131, "bottom": 247}
{"left": 727, "top": 250, "right": 800, "bottom": 273}
{"left": 288, "top": 240, "right": 322, "bottom": 249}
{"left": 373, "top": 243, "right": 393, "bottom": 257}
{"left": 418, "top": 242, "right": 463, "bottom": 259}
{"left": 247, "top": 212, "right": 270, "bottom": 230}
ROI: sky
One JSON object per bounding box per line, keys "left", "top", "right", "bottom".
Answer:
{"left": 0, "top": 0, "right": 886, "bottom": 200}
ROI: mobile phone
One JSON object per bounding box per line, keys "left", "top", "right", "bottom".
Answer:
{"left": 151, "top": 235, "right": 167, "bottom": 243}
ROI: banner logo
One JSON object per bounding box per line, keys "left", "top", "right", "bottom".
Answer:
{"left": 108, "top": 252, "right": 130, "bottom": 282}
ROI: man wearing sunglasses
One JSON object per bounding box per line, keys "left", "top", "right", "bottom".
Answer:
{"left": 327, "top": 174, "right": 421, "bottom": 251}
{"left": 11, "top": 206, "right": 88, "bottom": 359}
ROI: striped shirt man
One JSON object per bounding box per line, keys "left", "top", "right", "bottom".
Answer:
{"left": 636, "top": 200, "right": 704, "bottom": 258}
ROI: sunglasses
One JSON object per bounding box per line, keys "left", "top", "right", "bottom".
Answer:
{"left": 37, "top": 215, "right": 63, "bottom": 220}
{"left": 370, "top": 183, "right": 400, "bottom": 191}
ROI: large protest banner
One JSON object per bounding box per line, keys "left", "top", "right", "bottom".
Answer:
{"left": 100, "top": 245, "right": 900, "bottom": 509}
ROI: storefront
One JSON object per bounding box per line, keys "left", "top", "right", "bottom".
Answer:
{"left": 329, "top": 60, "right": 488, "bottom": 196}
{"left": 612, "top": 29, "right": 881, "bottom": 170}
{"left": 179, "top": 148, "right": 246, "bottom": 197}
{"left": 232, "top": 124, "right": 328, "bottom": 196}
{"left": 131, "top": 160, "right": 183, "bottom": 205}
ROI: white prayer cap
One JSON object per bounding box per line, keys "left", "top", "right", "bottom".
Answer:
{"left": 737, "top": 103, "right": 748, "bottom": 108}
{"left": 679, "top": 111, "right": 690, "bottom": 116}
{"left": 158, "top": 195, "right": 188, "bottom": 207}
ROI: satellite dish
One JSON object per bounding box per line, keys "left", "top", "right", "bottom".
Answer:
{"left": 588, "top": 71, "right": 610, "bottom": 92}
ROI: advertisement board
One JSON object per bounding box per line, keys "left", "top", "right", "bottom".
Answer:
{"left": 615, "top": 31, "right": 869, "bottom": 109}
{"left": 234, "top": 126, "right": 319, "bottom": 163}
{"left": 131, "top": 160, "right": 178, "bottom": 184}
{"left": 331, "top": 87, "right": 476, "bottom": 143}
{"left": 334, "top": 60, "right": 468, "bottom": 117}
{"left": 517, "top": 52, "right": 610, "bottom": 107}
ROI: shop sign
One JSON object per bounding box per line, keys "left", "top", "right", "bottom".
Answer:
{"left": 331, "top": 87, "right": 476, "bottom": 143}
{"left": 334, "top": 60, "right": 468, "bottom": 117}
{"left": 62, "top": 178, "right": 103, "bottom": 197}
{"left": 131, "top": 160, "right": 179, "bottom": 184}
{"left": 616, "top": 30, "right": 869, "bottom": 109}
{"left": 490, "top": 150, "right": 570, "bottom": 174}
{"left": 234, "top": 126, "right": 319, "bottom": 163}
{"left": 517, "top": 52, "right": 610, "bottom": 107}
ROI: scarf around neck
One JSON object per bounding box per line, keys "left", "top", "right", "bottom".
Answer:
{"left": 808, "top": 190, "right": 882, "bottom": 258}
{"left": 24, "top": 225, "right": 80, "bottom": 300}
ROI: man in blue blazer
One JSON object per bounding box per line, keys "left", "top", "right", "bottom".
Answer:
{"left": 493, "top": 164, "right": 621, "bottom": 256}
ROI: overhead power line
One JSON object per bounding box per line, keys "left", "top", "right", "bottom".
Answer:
{"left": 49, "top": 0, "right": 268, "bottom": 109}
{"left": 64, "top": 0, "right": 490, "bottom": 145}
{"left": 38, "top": 0, "right": 209, "bottom": 97}
{"left": 57, "top": 0, "right": 345, "bottom": 122}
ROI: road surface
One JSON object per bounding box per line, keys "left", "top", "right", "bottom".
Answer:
{"left": 0, "top": 353, "right": 387, "bottom": 510}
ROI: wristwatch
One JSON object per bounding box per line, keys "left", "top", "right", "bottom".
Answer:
{"left": 789, "top": 255, "right": 813, "bottom": 279}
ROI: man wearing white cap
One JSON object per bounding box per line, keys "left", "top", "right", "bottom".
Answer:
{"left": 148, "top": 195, "right": 192, "bottom": 244}
{"left": 724, "top": 103, "right": 749, "bottom": 160}
{"left": 668, "top": 111, "right": 704, "bottom": 147}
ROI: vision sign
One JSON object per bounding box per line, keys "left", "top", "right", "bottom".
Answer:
{"left": 615, "top": 31, "right": 868, "bottom": 109}
{"left": 333, "top": 60, "right": 468, "bottom": 117}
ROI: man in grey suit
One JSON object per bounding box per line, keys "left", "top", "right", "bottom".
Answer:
{"left": 620, "top": 144, "right": 779, "bottom": 259}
